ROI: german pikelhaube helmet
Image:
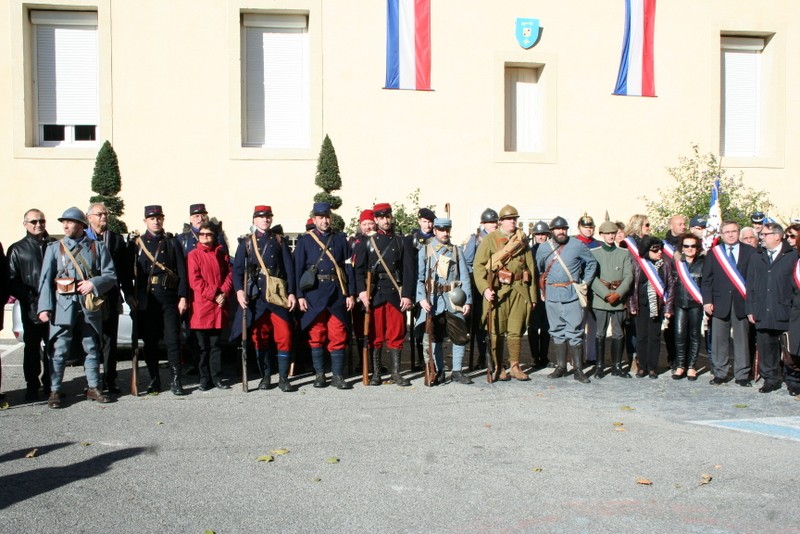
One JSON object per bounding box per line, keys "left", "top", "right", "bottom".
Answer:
{"left": 480, "top": 208, "right": 499, "bottom": 223}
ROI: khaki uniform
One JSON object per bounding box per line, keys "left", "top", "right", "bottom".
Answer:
{"left": 473, "top": 228, "right": 537, "bottom": 370}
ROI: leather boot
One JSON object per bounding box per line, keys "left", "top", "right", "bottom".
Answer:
{"left": 170, "top": 365, "right": 186, "bottom": 396}
{"left": 451, "top": 371, "right": 473, "bottom": 384}
{"left": 258, "top": 375, "right": 271, "bottom": 390}
{"left": 331, "top": 375, "right": 352, "bottom": 389}
{"left": 491, "top": 336, "right": 510, "bottom": 381}
{"left": 313, "top": 373, "right": 327, "bottom": 388}
{"left": 611, "top": 338, "right": 630, "bottom": 378}
{"left": 311, "top": 347, "right": 326, "bottom": 387}
{"left": 389, "top": 348, "right": 411, "bottom": 387}
{"left": 370, "top": 349, "right": 382, "bottom": 386}
{"left": 147, "top": 375, "right": 162, "bottom": 394}
{"left": 278, "top": 375, "right": 296, "bottom": 392}
{"left": 509, "top": 362, "right": 530, "bottom": 381}
{"left": 595, "top": 338, "right": 606, "bottom": 379}
{"left": 571, "top": 345, "right": 591, "bottom": 383}
{"left": 548, "top": 342, "right": 568, "bottom": 378}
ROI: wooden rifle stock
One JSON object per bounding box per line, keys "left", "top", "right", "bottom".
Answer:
{"left": 129, "top": 233, "right": 140, "bottom": 396}
{"left": 361, "top": 271, "right": 373, "bottom": 385}
{"left": 241, "top": 267, "right": 249, "bottom": 392}
{"left": 485, "top": 267, "right": 497, "bottom": 383}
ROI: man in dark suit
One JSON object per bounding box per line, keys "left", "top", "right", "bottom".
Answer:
{"left": 702, "top": 220, "right": 756, "bottom": 386}
{"left": 745, "top": 223, "right": 798, "bottom": 393}
{"left": 86, "top": 202, "right": 134, "bottom": 393}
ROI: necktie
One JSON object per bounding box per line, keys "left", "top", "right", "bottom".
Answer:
{"left": 728, "top": 245, "right": 734, "bottom": 262}
{"left": 768, "top": 250, "right": 775, "bottom": 264}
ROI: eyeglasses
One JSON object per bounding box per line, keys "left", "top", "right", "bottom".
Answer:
{"left": 25, "top": 219, "right": 46, "bottom": 225}
{"left": 682, "top": 244, "right": 698, "bottom": 249}
{"left": 198, "top": 232, "right": 215, "bottom": 237}
{"left": 787, "top": 234, "right": 797, "bottom": 239}
{"left": 649, "top": 246, "right": 663, "bottom": 252}
{"left": 89, "top": 212, "right": 109, "bottom": 217}
{"left": 758, "top": 232, "right": 776, "bottom": 237}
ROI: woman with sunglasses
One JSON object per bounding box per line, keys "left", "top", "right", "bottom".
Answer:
{"left": 785, "top": 224, "right": 800, "bottom": 250}
{"left": 187, "top": 222, "right": 233, "bottom": 390}
{"left": 628, "top": 236, "right": 674, "bottom": 378}
{"left": 671, "top": 234, "right": 704, "bottom": 380}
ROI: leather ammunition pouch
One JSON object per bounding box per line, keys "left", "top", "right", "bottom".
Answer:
{"left": 55, "top": 277, "right": 77, "bottom": 294}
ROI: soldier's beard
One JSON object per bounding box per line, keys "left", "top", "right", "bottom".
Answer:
{"left": 554, "top": 234, "right": 569, "bottom": 245}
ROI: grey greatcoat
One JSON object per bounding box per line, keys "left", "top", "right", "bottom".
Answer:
{"left": 415, "top": 239, "right": 472, "bottom": 326}
{"left": 37, "top": 236, "right": 118, "bottom": 335}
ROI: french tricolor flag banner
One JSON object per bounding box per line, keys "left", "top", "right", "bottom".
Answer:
{"left": 613, "top": 0, "right": 656, "bottom": 97}
{"left": 385, "top": 0, "right": 431, "bottom": 91}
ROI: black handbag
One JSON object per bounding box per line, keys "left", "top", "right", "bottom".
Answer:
{"left": 299, "top": 233, "right": 332, "bottom": 291}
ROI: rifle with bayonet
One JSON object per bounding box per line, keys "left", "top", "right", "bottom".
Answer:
{"left": 485, "top": 266, "right": 497, "bottom": 383}
{"left": 423, "top": 254, "right": 436, "bottom": 387}
{"left": 128, "top": 231, "right": 140, "bottom": 396}
{"left": 241, "top": 263, "right": 249, "bottom": 392}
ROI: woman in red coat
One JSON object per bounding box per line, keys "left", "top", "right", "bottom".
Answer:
{"left": 188, "top": 222, "right": 233, "bottom": 390}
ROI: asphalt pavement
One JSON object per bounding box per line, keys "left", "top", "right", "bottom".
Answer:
{"left": 1, "top": 338, "right": 798, "bottom": 534}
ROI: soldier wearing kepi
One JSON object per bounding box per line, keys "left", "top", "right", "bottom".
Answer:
{"left": 463, "top": 208, "right": 499, "bottom": 367}
{"left": 354, "top": 203, "right": 416, "bottom": 386}
{"left": 37, "top": 207, "right": 117, "bottom": 408}
{"left": 528, "top": 221, "right": 552, "bottom": 369}
{"left": 473, "top": 205, "right": 538, "bottom": 381}
{"left": 536, "top": 216, "right": 598, "bottom": 383}
{"left": 231, "top": 205, "right": 297, "bottom": 392}
{"left": 590, "top": 220, "right": 633, "bottom": 378}
{"left": 295, "top": 202, "right": 356, "bottom": 390}
{"left": 416, "top": 217, "right": 473, "bottom": 384}
{"left": 132, "top": 205, "right": 189, "bottom": 395}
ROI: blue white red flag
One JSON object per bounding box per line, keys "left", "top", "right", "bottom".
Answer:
{"left": 613, "top": 0, "right": 656, "bottom": 97}
{"left": 705, "top": 179, "right": 722, "bottom": 250}
{"left": 385, "top": 0, "right": 431, "bottom": 90}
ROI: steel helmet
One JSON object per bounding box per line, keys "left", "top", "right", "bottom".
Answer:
{"left": 549, "top": 216, "right": 569, "bottom": 229}
{"left": 480, "top": 208, "right": 499, "bottom": 223}
{"left": 58, "top": 207, "right": 88, "bottom": 227}
{"left": 447, "top": 286, "right": 467, "bottom": 306}
{"left": 532, "top": 220, "right": 550, "bottom": 234}
{"left": 498, "top": 205, "right": 520, "bottom": 219}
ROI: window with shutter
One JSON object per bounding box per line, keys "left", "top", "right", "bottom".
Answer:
{"left": 31, "top": 11, "right": 99, "bottom": 147}
{"left": 720, "top": 37, "right": 764, "bottom": 158}
{"left": 242, "top": 14, "right": 309, "bottom": 149}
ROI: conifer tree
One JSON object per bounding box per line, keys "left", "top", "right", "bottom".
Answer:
{"left": 314, "top": 134, "right": 345, "bottom": 232}
{"left": 90, "top": 140, "right": 128, "bottom": 233}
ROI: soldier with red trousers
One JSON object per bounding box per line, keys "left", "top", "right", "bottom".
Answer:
{"left": 295, "top": 202, "right": 356, "bottom": 389}
{"left": 354, "top": 203, "right": 416, "bottom": 386}
{"left": 231, "top": 205, "right": 296, "bottom": 392}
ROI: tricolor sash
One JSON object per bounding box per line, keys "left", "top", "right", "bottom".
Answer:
{"left": 711, "top": 244, "right": 746, "bottom": 298}
{"left": 675, "top": 260, "right": 702, "bottom": 305}
{"left": 624, "top": 236, "right": 667, "bottom": 303}
{"left": 794, "top": 258, "right": 800, "bottom": 290}
{"left": 662, "top": 240, "right": 675, "bottom": 260}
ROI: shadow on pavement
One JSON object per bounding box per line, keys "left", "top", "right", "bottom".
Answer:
{"left": 0, "top": 446, "right": 154, "bottom": 510}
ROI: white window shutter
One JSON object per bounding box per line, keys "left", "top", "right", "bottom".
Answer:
{"left": 243, "top": 15, "right": 309, "bottom": 149}
{"left": 505, "top": 67, "right": 539, "bottom": 153}
{"left": 721, "top": 37, "right": 764, "bottom": 157}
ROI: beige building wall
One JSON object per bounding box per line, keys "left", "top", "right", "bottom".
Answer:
{"left": 1, "top": 0, "right": 797, "bottom": 249}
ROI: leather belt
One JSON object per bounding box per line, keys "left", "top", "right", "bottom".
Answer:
{"left": 434, "top": 284, "right": 452, "bottom": 294}
{"left": 317, "top": 274, "right": 336, "bottom": 281}
{"left": 548, "top": 281, "right": 573, "bottom": 287}
{"left": 600, "top": 279, "right": 622, "bottom": 290}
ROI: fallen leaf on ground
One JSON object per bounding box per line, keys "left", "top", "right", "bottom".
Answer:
{"left": 699, "top": 474, "right": 713, "bottom": 486}
{"left": 25, "top": 448, "right": 38, "bottom": 458}
{"left": 531, "top": 467, "right": 543, "bottom": 472}
{"left": 635, "top": 477, "right": 653, "bottom": 485}
{"left": 81, "top": 442, "right": 91, "bottom": 447}
{"left": 311, "top": 478, "right": 322, "bottom": 482}
{"left": 257, "top": 455, "right": 274, "bottom": 462}
{"left": 674, "top": 483, "right": 681, "bottom": 488}
{"left": 613, "top": 421, "right": 624, "bottom": 427}
{"left": 0, "top": 402, "right": 9, "bottom": 410}
{"left": 614, "top": 427, "right": 627, "bottom": 432}
{"left": 620, "top": 406, "right": 635, "bottom": 411}
{"left": 271, "top": 448, "right": 290, "bottom": 456}
{"left": 484, "top": 424, "right": 492, "bottom": 429}
{"left": 326, "top": 457, "right": 340, "bottom": 464}
{"left": 203, "top": 531, "right": 216, "bottom": 534}
{"left": 734, "top": 404, "right": 748, "bottom": 408}
{"left": 155, "top": 421, "right": 163, "bottom": 425}
{"left": 147, "top": 392, "right": 159, "bottom": 397}
{"left": 714, "top": 464, "right": 722, "bottom": 469}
